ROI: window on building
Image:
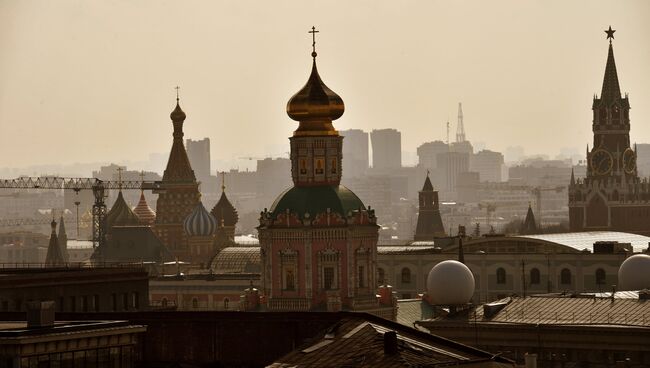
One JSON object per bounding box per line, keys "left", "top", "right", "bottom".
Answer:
{"left": 561, "top": 268, "right": 572, "bottom": 285}
{"left": 224, "top": 298, "right": 229, "bottom": 310}
{"left": 324, "top": 267, "right": 335, "bottom": 290}
{"left": 122, "top": 293, "right": 129, "bottom": 310}
{"left": 81, "top": 296, "right": 88, "bottom": 312}
{"left": 530, "top": 268, "right": 540, "bottom": 285}
{"left": 285, "top": 269, "right": 295, "bottom": 291}
{"left": 315, "top": 159, "right": 324, "bottom": 174}
{"left": 596, "top": 268, "right": 606, "bottom": 285}
{"left": 93, "top": 295, "right": 100, "bottom": 312}
{"left": 132, "top": 292, "right": 139, "bottom": 309}
{"left": 111, "top": 293, "right": 117, "bottom": 311}
{"left": 496, "top": 268, "right": 506, "bottom": 284}
{"left": 69, "top": 296, "right": 76, "bottom": 312}
{"left": 377, "top": 268, "right": 385, "bottom": 285}
{"left": 330, "top": 158, "right": 337, "bottom": 174}
{"left": 358, "top": 266, "right": 365, "bottom": 288}
{"left": 401, "top": 268, "right": 411, "bottom": 284}
{"left": 161, "top": 298, "right": 168, "bottom": 308}
{"left": 192, "top": 298, "right": 198, "bottom": 309}
{"left": 300, "top": 159, "right": 307, "bottom": 175}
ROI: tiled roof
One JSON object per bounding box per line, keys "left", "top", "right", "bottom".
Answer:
{"left": 269, "top": 315, "right": 513, "bottom": 367}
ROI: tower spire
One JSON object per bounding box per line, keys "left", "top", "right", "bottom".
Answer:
{"left": 600, "top": 26, "right": 621, "bottom": 103}
{"left": 456, "top": 102, "right": 466, "bottom": 143}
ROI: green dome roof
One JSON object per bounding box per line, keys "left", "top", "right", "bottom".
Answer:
{"left": 270, "top": 185, "right": 365, "bottom": 218}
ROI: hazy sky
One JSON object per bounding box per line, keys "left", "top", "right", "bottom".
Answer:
{"left": 1, "top": 1, "right": 649, "bottom": 171}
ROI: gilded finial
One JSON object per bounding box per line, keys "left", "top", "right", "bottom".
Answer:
{"left": 605, "top": 26, "right": 615, "bottom": 43}
{"left": 309, "top": 26, "right": 319, "bottom": 58}
{"left": 221, "top": 171, "right": 226, "bottom": 192}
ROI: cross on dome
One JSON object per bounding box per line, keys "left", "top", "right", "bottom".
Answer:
{"left": 309, "top": 26, "right": 319, "bottom": 58}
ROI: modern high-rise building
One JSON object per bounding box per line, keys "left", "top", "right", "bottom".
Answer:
{"left": 370, "top": 128, "right": 401, "bottom": 170}
{"left": 186, "top": 138, "right": 211, "bottom": 183}
{"left": 417, "top": 141, "right": 448, "bottom": 171}
{"left": 635, "top": 143, "right": 650, "bottom": 177}
{"left": 340, "top": 129, "right": 369, "bottom": 177}
{"left": 569, "top": 28, "right": 650, "bottom": 235}
{"left": 436, "top": 151, "right": 470, "bottom": 194}
{"left": 471, "top": 149, "right": 505, "bottom": 182}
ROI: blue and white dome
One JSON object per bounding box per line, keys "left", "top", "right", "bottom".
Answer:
{"left": 183, "top": 202, "right": 217, "bottom": 237}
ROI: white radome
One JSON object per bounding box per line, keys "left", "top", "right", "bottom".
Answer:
{"left": 426, "top": 260, "right": 475, "bottom": 305}
{"left": 618, "top": 254, "right": 650, "bottom": 291}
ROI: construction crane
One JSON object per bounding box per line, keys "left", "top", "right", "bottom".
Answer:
{"left": 0, "top": 177, "right": 161, "bottom": 250}
{"left": 530, "top": 186, "right": 565, "bottom": 227}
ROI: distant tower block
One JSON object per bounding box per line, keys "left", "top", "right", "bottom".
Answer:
{"left": 456, "top": 102, "right": 466, "bottom": 143}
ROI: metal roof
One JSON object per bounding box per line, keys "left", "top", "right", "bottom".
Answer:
{"left": 515, "top": 231, "right": 650, "bottom": 252}
{"left": 378, "top": 246, "right": 440, "bottom": 255}
{"left": 460, "top": 296, "right": 650, "bottom": 327}
{"left": 210, "top": 247, "right": 260, "bottom": 274}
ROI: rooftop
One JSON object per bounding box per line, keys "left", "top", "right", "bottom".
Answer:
{"left": 515, "top": 231, "right": 650, "bottom": 252}
{"left": 269, "top": 314, "right": 513, "bottom": 367}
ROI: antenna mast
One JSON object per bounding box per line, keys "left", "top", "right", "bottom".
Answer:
{"left": 456, "top": 102, "right": 466, "bottom": 143}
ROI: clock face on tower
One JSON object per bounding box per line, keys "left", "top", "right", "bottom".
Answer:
{"left": 623, "top": 148, "right": 636, "bottom": 174}
{"left": 591, "top": 149, "right": 613, "bottom": 175}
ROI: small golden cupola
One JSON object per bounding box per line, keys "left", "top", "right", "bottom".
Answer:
{"left": 286, "top": 27, "right": 344, "bottom": 136}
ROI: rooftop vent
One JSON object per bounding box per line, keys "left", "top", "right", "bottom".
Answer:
{"left": 383, "top": 330, "right": 398, "bottom": 355}
{"left": 26, "top": 301, "right": 55, "bottom": 328}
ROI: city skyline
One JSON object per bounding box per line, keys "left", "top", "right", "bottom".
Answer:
{"left": 1, "top": 1, "right": 649, "bottom": 171}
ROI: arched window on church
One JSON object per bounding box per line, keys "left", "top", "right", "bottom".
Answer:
{"left": 401, "top": 268, "right": 411, "bottom": 284}
{"left": 530, "top": 268, "right": 540, "bottom": 285}
{"left": 496, "top": 268, "right": 506, "bottom": 284}
{"left": 330, "top": 158, "right": 337, "bottom": 174}
{"left": 561, "top": 268, "right": 571, "bottom": 285}
{"left": 596, "top": 268, "right": 606, "bottom": 285}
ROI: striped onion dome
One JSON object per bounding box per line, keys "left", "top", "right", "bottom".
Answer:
{"left": 183, "top": 201, "right": 217, "bottom": 237}
{"left": 133, "top": 192, "right": 156, "bottom": 225}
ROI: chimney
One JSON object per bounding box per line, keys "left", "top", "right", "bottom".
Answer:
{"left": 26, "top": 301, "right": 55, "bottom": 328}
{"left": 524, "top": 353, "right": 537, "bottom": 368}
{"left": 384, "top": 331, "right": 398, "bottom": 355}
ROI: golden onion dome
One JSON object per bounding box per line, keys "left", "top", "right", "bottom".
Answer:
{"left": 286, "top": 59, "right": 344, "bottom": 135}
